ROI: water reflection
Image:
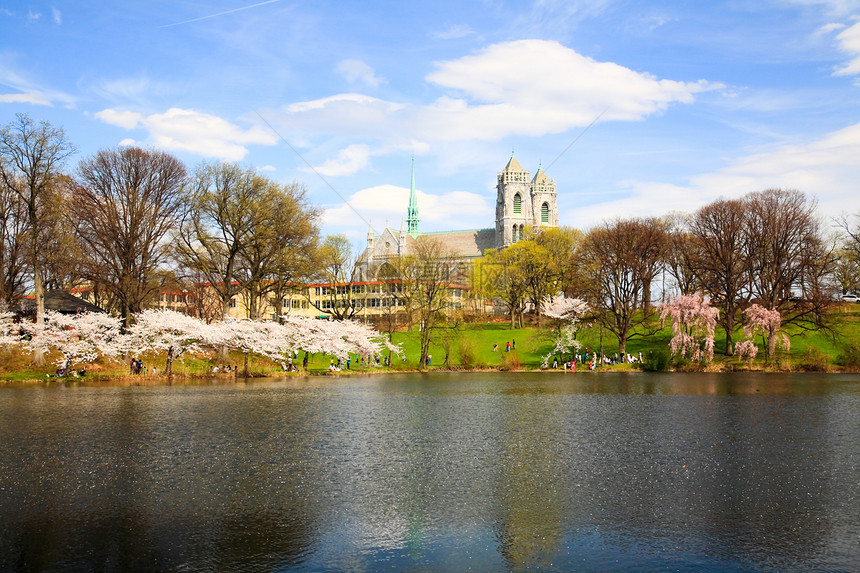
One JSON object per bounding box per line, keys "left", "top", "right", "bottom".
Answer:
{"left": 0, "top": 373, "right": 858, "bottom": 571}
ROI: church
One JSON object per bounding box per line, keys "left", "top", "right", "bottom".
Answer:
{"left": 358, "top": 154, "right": 559, "bottom": 276}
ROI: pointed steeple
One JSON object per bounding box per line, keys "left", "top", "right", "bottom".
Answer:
{"left": 407, "top": 155, "right": 419, "bottom": 238}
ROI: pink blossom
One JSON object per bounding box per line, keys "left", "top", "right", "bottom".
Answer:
{"left": 660, "top": 293, "right": 719, "bottom": 363}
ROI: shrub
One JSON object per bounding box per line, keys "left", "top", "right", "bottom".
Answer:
{"left": 839, "top": 341, "right": 860, "bottom": 371}
{"left": 501, "top": 351, "right": 520, "bottom": 371}
{"left": 799, "top": 347, "right": 829, "bottom": 372}
{"left": 642, "top": 348, "right": 671, "bottom": 372}
{"left": 458, "top": 338, "right": 477, "bottom": 369}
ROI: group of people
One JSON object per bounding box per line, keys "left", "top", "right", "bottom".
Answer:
{"left": 493, "top": 340, "right": 516, "bottom": 352}
{"left": 328, "top": 354, "right": 389, "bottom": 371}
{"left": 129, "top": 358, "right": 145, "bottom": 375}
{"left": 211, "top": 364, "right": 236, "bottom": 374}
{"left": 551, "top": 350, "right": 644, "bottom": 370}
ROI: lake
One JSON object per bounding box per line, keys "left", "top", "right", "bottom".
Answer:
{"left": 1, "top": 372, "right": 858, "bottom": 572}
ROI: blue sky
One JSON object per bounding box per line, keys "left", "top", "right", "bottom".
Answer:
{"left": 3, "top": 0, "right": 860, "bottom": 244}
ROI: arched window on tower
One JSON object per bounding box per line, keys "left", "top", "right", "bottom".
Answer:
{"left": 513, "top": 193, "right": 522, "bottom": 215}
{"left": 512, "top": 225, "right": 519, "bottom": 243}
{"left": 541, "top": 202, "right": 549, "bottom": 223}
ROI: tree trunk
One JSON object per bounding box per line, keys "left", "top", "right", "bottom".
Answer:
{"left": 303, "top": 351, "right": 309, "bottom": 371}
{"left": 165, "top": 347, "right": 174, "bottom": 376}
{"left": 243, "top": 350, "right": 250, "bottom": 377}
{"left": 31, "top": 253, "right": 45, "bottom": 365}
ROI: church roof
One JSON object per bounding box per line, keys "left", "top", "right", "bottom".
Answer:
{"left": 420, "top": 228, "right": 496, "bottom": 259}
{"left": 532, "top": 167, "right": 552, "bottom": 184}
{"left": 503, "top": 155, "right": 525, "bottom": 173}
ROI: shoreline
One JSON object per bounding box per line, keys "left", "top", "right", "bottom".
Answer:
{"left": 2, "top": 363, "right": 856, "bottom": 386}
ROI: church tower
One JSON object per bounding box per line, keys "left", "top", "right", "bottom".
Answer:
{"left": 407, "top": 156, "right": 419, "bottom": 238}
{"left": 530, "top": 163, "right": 558, "bottom": 229}
{"left": 495, "top": 153, "right": 532, "bottom": 249}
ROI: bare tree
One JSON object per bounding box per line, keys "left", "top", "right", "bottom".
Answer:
{"left": 743, "top": 189, "right": 836, "bottom": 331}
{"left": 308, "top": 234, "right": 360, "bottom": 320}
{"left": 0, "top": 179, "right": 28, "bottom": 306}
{"left": 633, "top": 216, "right": 669, "bottom": 313}
{"left": 238, "top": 180, "right": 319, "bottom": 320}
{"left": 662, "top": 211, "right": 701, "bottom": 297}
{"left": 690, "top": 198, "right": 750, "bottom": 355}
{"left": 175, "top": 162, "right": 265, "bottom": 319}
{"left": 578, "top": 218, "right": 661, "bottom": 355}
{"left": 0, "top": 114, "right": 75, "bottom": 343}
{"left": 835, "top": 212, "right": 860, "bottom": 294}
{"left": 409, "top": 236, "right": 463, "bottom": 370}
{"left": 71, "top": 147, "right": 188, "bottom": 327}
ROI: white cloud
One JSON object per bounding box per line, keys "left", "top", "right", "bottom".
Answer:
{"left": 310, "top": 144, "right": 372, "bottom": 176}
{"left": 0, "top": 62, "right": 75, "bottom": 107}
{"left": 816, "top": 22, "right": 846, "bottom": 35}
{"left": 95, "top": 109, "right": 142, "bottom": 129}
{"left": 336, "top": 60, "right": 384, "bottom": 87}
{"left": 118, "top": 138, "right": 137, "bottom": 147}
{"left": 270, "top": 40, "right": 715, "bottom": 147}
{"left": 0, "top": 92, "right": 52, "bottom": 106}
{"left": 259, "top": 164, "right": 276, "bottom": 171}
{"left": 323, "top": 185, "right": 492, "bottom": 233}
{"left": 567, "top": 121, "right": 860, "bottom": 230}
{"left": 833, "top": 20, "right": 860, "bottom": 76}
{"left": 52, "top": 7, "right": 61, "bottom": 25}
{"left": 94, "top": 107, "right": 278, "bottom": 160}
{"left": 27, "top": 10, "right": 40, "bottom": 22}
{"left": 431, "top": 24, "right": 475, "bottom": 40}
{"left": 420, "top": 40, "right": 716, "bottom": 140}
{"left": 781, "top": 0, "right": 860, "bottom": 16}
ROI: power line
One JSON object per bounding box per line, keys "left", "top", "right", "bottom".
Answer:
{"left": 254, "top": 110, "right": 373, "bottom": 232}
{"left": 545, "top": 108, "right": 607, "bottom": 173}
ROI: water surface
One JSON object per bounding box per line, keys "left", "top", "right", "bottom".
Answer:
{"left": 1, "top": 372, "right": 858, "bottom": 571}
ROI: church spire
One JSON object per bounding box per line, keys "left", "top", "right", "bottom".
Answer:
{"left": 407, "top": 155, "right": 419, "bottom": 238}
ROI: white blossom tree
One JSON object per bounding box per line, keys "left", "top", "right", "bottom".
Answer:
{"left": 541, "top": 295, "right": 589, "bottom": 367}
{"left": 20, "top": 311, "right": 122, "bottom": 373}
{"left": 0, "top": 310, "right": 20, "bottom": 348}
{"left": 123, "top": 309, "right": 213, "bottom": 375}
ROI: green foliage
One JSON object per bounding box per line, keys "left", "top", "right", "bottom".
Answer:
{"left": 838, "top": 341, "right": 860, "bottom": 371}
{"left": 457, "top": 337, "right": 478, "bottom": 368}
{"left": 641, "top": 348, "right": 671, "bottom": 372}
{"left": 799, "top": 346, "right": 830, "bottom": 371}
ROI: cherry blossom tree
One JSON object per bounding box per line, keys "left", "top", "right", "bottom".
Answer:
{"left": 734, "top": 339, "right": 758, "bottom": 363}
{"left": 541, "top": 295, "right": 589, "bottom": 367}
{"left": 660, "top": 293, "right": 719, "bottom": 363}
{"left": 20, "top": 311, "right": 122, "bottom": 372}
{"left": 741, "top": 303, "right": 789, "bottom": 361}
{"left": 0, "top": 310, "right": 19, "bottom": 348}
{"left": 124, "top": 309, "right": 213, "bottom": 375}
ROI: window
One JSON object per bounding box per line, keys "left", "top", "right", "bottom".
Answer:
{"left": 369, "top": 298, "right": 380, "bottom": 308}
{"left": 541, "top": 202, "right": 549, "bottom": 223}
{"left": 291, "top": 300, "right": 301, "bottom": 309}
{"left": 513, "top": 193, "right": 522, "bottom": 214}
{"left": 512, "top": 225, "right": 519, "bottom": 243}
{"left": 322, "top": 300, "right": 333, "bottom": 310}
